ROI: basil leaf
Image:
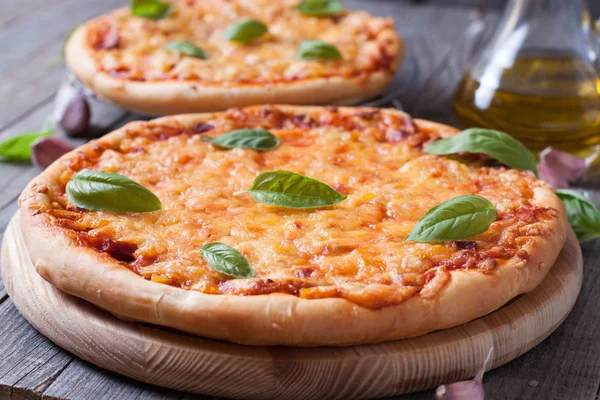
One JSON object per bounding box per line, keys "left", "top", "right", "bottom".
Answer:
{"left": 224, "top": 20, "right": 268, "bottom": 43}
{"left": 405, "top": 195, "right": 497, "bottom": 242}
{"left": 66, "top": 169, "right": 162, "bottom": 213}
{"left": 130, "top": 0, "right": 171, "bottom": 20}
{"left": 556, "top": 189, "right": 600, "bottom": 243}
{"left": 205, "top": 129, "right": 280, "bottom": 151}
{"left": 296, "top": 40, "right": 342, "bottom": 60}
{"left": 164, "top": 41, "right": 209, "bottom": 59}
{"left": 294, "top": 0, "right": 345, "bottom": 17}
{"left": 200, "top": 242, "right": 254, "bottom": 278}
{"left": 424, "top": 128, "right": 537, "bottom": 173}
{"left": 0, "top": 127, "right": 52, "bottom": 162}
{"left": 236, "top": 170, "right": 347, "bottom": 208}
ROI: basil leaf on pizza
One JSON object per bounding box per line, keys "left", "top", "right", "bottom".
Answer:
{"left": 296, "top": 40, "right": 342, "bottom": 60}
{"left": 556, "top": 190, "right": 600, "bottom": 243}
{"left": 294, "top": 0, "right": 345, "bottom": 17}
{"left": 130, "top": 0, "right": 171, "bottom": 20}
{"left": 405, "top": 195, "right": 497, "bottom": 242}
{"left": 235, "top": 170, "right": 347, "bottom": 208}
{"left": 424, "top": 128, "right": 537, "bottom": 173}
{"left": 66, "top": 169, "right": 162, "bottom": 213}
{"left": 204, "top": 129, "right": 280, "bottom": 151}
{"left": 200, "top": 242, "right": 255, "bottom": 278}
{"left": 165, "top": 41, "right": 209, "bottom": 59}
{"left": 224, "top": 20, "right": 268, "bottom": 43}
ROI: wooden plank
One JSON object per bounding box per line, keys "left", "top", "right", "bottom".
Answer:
{"left": 0, "top": 300, "right": 72, "bottom": 400}
{"left": 0, "top": 102, "right": 53, "bottom": 212}
{"left": 0, "top": 0, "right": 72, "bottom": 26}
{"left": 478, "top": 236, "right": 600, "bottom": 400}
{"left": 42, "top": 359, "right": 186, "bottom": 400}
{"left": 0, "top": 0, "right": 124, "bottom": 129}
{"left": 0, "top": 278, "right": 5, "bottom": 302}
{"left": 0, "top": 202, "right": 18, "bottom": 301}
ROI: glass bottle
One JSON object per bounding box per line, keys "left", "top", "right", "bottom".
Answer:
{"left": 453, "top": 0, "right": 600, "bottom": 157}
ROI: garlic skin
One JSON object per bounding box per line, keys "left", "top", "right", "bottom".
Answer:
{"left": 435, "top": 347, "right": 493, "bottom": 400}
{"left": 537, "top": 147, "right": 587, "bottom": 189}
{"left": 56, "top": 85, "right": 91, "bottom": 137}
{"left": 31, "top": 137, "right": 75, "bottom": 170}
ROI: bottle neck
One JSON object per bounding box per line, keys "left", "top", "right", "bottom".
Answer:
{"left": 486, "top": 0, "right": 595, "bottom": 61}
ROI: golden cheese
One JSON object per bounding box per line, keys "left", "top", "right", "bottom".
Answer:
{"left": 86, "top": 0, "right": 397, "bottom": 83}
{"left": 30, "top": 106, "right": 557, "bottom": 308}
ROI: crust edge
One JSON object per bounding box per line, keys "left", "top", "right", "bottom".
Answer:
{"left": 18, "top": 107, "right": 568, "bottom": 347}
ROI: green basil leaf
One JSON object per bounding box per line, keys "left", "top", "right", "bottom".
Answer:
{"left": 66, "top": 169, "right": 162, "bottom": 213}
{"left": 296, "top": 40, "right": 342, "bottom": 60}
{"left": 294, "top": 0, "right": 345, "bottom": 17}
{"left": 200, "top": 242, "right": 255, "bottom": 278}
{"left": 205, "top": 129, "right": 280, "bottom": 151}
{"left": 0, "top": 129, "right": 52, "bottom": 162}
{"left": 235, "top": 170, "right": 347, "bottom": 208}
{"left": 405, "top": 195, "right": 497, "bottom": 242}
{"left": 556, "top": 189, "right": 600, "bottom": 243}
{"left": 224, "top": 20, "right": 268, "bottom": 43}
{"left": 424, "top": 128, "right": 537, "bottom": 173}
{"left": 130, "top": 0, "right": 171, "bottom": 20}
{"left": 164, "top": 41, "right": 209, "bottom": 59}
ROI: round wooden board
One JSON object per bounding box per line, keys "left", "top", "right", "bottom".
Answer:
{"left": 1, "top": 214, "right": 583, "bottom": 400}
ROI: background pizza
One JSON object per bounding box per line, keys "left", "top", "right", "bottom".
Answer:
{"left": 65, "top": 0, "right": 403, "bottom": 115}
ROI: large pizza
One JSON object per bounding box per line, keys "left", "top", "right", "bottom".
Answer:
{"left": 65, "top": 0, "right": 402, "bottom": 115}
{"left": 19, "top": 105, "right": 568, "bottom": 346}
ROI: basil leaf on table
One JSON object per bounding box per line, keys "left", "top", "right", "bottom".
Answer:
{"left": 424, "top": 128, "right": 537, "bottom": 173}
{"left": 66, "top": 169, "right": 162, "bottom": 213}
{"left": 200, "top": 242, "right": 255, "bottom": 278}
{"left": 235, "top": 170, "right": 347, "bottom": 208}
{"left": 405, "top": 195, "right": 497, "bottom": 242}
{"left": 556, "top": 190, "right": 600, "bottom": 243}
{"left": 296, "top": 40, "right": 342, "bottom": 60}
{"left": 164, "top": 41, "right": 209, "bottom": 59}
{"left": 224, "top": 20, "right": 268, "bottom": 43}
{"left": 204, "top": 129, "right": 280, "bottom": 151}
{"left": 130, "top": 0, "right": 171, "bottom": 20}
{"left": 294, "top": 0, "right": 345, "bottom": 17}
{"left": 0, "top": 128, "right": 52, "bottom": 162}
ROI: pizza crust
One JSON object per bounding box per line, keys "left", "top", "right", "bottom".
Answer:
{"left": 65, "top": 8, "right": 403, "bottom": 116}
{"left": 18, "top": 109, "right": 568, "bottom": 346}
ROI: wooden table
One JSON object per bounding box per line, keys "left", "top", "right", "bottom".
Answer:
{"left": 1, "top": 1, "right": 599, "bottom": 399}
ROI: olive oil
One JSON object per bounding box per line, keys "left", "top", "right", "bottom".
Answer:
{"left": 454, "top": 50, "right": 600, "bottom": 157}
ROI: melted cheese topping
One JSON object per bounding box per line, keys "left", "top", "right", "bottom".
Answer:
{"left": 85, "top": 0, "right": 398, "bottom": 83}
{"left": 28, "top": 106, "right": 558, "bottom": 308}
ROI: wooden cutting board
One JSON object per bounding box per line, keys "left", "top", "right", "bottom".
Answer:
{"left": 1, "top": 214, "right": 583, "bottom": 400}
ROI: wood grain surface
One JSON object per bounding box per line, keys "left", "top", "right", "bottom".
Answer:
{"left": 2, "top": 1, "right": 600, "bottom": 399}
{"left": 1, "top": 214, "right": 583, "bottom": 400}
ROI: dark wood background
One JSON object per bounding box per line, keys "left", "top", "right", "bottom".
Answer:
{"left": 1, "top": 1, "right": 600, "bottom": 399}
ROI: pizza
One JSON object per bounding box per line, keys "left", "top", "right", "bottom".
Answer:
{"left": 18, "top": 105, "right": 568, "bottom": 346}
{"left": 65, "top": 0, "right": 403, "bottom": 115}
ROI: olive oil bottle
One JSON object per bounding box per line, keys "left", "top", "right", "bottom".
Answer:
{"left": 453, "top": 0, "right": 600, "bottom": 159}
